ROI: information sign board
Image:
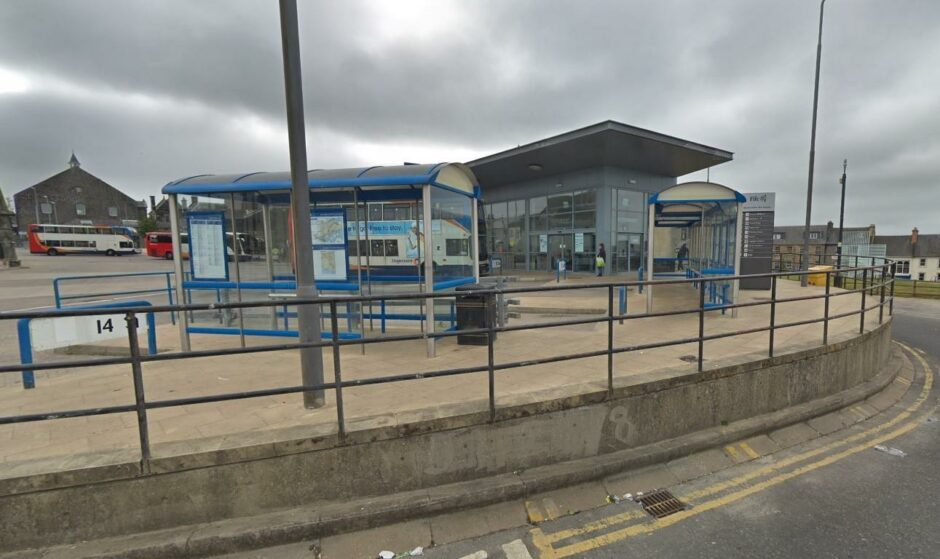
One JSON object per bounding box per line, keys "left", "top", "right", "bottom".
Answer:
{"left": 187, "top": 212, "right": 228, "bottom": 280}
{"left": 741, "top": 192, "right": 776, "bottom": 290}
{"left": 311, "top": 208, "right": 349, "bottom": 281}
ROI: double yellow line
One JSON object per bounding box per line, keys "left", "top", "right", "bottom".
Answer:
{"left": 532, "top": 343, "right": 935, "bottom": 558}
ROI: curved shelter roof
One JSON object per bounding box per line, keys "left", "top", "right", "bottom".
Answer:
{"left": 649, "top": 181, "right": 745, "bottom": 227}
{"left": 161, "top": 163, "right": 479, "bottom": 198}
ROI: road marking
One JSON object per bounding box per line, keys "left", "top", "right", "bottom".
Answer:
{"left": 723, "top": 445, "right": 740, "bottom": 461}
{"left": 543, "top": 409, "right": 936, "bottom": 558}
{"left": 524, "top": 501, "right": 545, "bottom": 523}
{"left": 738, "top": 442, "right": 760, "bottom": 459}
{"left": 458, "top": 551, "right": 488, "bottom": 559}
{"left": 542, "top": 498, "right": 562, "bottom": 520}
{"left": 501, "top": 539, "right": 533, "bottom": 559}
{"left": 532, "top": 343, "right": 935, "bottom": 555}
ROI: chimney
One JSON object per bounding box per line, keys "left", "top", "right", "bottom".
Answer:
{"left": 149, "top": 196, "right": 156, "bottom": 212}
{"left": 912, "top": 227, "right": 919, "bottom": 245}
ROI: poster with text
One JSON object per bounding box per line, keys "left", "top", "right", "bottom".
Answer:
{"left": 187, "top": 212, "right": 228, "bottom": 280}
{"left": 310, "top": 208, "right": 349, "bottom": 281}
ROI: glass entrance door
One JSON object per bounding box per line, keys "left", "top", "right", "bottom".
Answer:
{"left": 548, "top": 234, "right": 572, "bottom": 272}
{"left": 613, "top": 233, "right": 643, "bottom": 273}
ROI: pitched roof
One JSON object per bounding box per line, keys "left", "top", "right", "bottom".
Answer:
{"left": 874, "top": 234, "right": 940, "bottom": 257}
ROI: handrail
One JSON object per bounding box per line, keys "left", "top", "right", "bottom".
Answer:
{"left": 0, "top": 259, "right": 897, "bottom": 467}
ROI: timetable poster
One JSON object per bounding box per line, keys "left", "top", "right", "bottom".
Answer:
{"left": 310, "top": 208, "right": 349, "bottom": 281}
{"left": 187, "top": 212, "right": 228, "bottom": 281}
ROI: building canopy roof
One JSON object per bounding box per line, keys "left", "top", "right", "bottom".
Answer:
{"left": 161, "top": 163, "right": 479, "bottom": 199}
{"left": 467, "top": 120, "right": 733, "bottom": 188}
{"left": 648, "top": 181, "right": 745, "bottom": 228}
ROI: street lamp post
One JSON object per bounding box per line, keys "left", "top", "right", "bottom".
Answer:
{"left": 835, "top": 159, "right": 847, "bottom": 287}
{"left": 800, "top": 0, "right": 827, "bottom": 287}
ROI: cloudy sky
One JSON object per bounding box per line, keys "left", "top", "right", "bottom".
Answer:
{"left": 1, "top": 0, "right": 937, "bottom": 234}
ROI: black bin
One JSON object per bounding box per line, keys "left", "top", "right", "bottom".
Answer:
{"left": 455, "top": 283, "right": 497, "bottom": 346}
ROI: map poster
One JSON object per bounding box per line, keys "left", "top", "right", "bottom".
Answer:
{"left": 310, "top": 208, "right": 349, "bottom": 281}
{"left": 187, "top": 211, "right": 228, "bottom": 281}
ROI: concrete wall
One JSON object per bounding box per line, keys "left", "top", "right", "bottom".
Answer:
{"left": 0, "top": 322, "right": 892, "bottom": 552}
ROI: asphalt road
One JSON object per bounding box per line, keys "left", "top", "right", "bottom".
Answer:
{"left": 425, "top": 297, "right": 940, "bottom": 559}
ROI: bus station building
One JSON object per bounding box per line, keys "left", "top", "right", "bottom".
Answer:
{"left": 469, "top": 120, "right": 733, "bottom": 274}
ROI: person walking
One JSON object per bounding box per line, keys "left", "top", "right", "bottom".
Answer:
{"left": 596, "top": 243, "right": 606, "bottom": 277}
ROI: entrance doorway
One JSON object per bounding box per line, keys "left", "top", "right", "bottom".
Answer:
{"left": 613, "top": 233, "right": 643, "bottom": 273}
{"left": 548, "top": 233, "right": 571, "bottom": 272}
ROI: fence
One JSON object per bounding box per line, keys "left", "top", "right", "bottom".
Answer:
{"left": 0, "top": 260, "right": 896, "bottom": 470}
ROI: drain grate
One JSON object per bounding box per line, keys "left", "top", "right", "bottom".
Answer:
{"left": 678, "top": 355, "right": 701, "bottom": 363}
{"left": 636, "top": 489, "right": 686, "bottom": 518}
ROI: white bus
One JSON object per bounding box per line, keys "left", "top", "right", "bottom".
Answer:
{"left": 28, "top": 224, "right": 137, "bottom": 256}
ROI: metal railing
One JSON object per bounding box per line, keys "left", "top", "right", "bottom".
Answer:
{"left": 0, "top": 260, "right": 897, "bottom": 470}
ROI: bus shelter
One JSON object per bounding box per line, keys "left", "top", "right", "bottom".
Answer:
{"left": 645, "top": 181, "right": 745, "bottom": 316}
{"left": 161, "top": 163, "right": 481, "bottom": 356}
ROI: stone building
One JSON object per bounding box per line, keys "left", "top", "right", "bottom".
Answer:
{"left": 772, "top": 222, "right": 876, "bottom": 270}
{"left": 876, "top": 228, "right": 940, "bottom": 281}
{"left": 12, "top": 154, "right": 147, "bottom": 230}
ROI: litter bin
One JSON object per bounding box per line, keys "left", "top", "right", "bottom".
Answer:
{"left": 807, "top": 265, "right": 834, "bottom": 286}
{"left": 455, "top": 283, "right": 497, "bottom": 346}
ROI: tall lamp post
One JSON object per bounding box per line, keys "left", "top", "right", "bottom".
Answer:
{"left": 800, "top": 0, "right": 827, "bottom": 287}
{"left": 278, "top": 0, "right": 325, "bottom": 408}
{"left": 835, "top": 159, "right": 847, "bottom": 287}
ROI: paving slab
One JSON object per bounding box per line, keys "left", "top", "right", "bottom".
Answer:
{"left": 604, "top": 463, "right": 681, "bottom": 496}
{"left": 524, "top": 481, "right": 608, "bottom": 522}
{"left": 768, "top": 422, "right": 819, "bottom": 448}
{"left": 430, "top": 500, "right": 528, "bottom": 545}
{"left": 319, "top": 518, "right": 430, "bottom": 559}
{"left": 667, "top": 448, "right": 735, "bottom": 482}
{"left": 807, "top": 411, "right": 849, "bottom": 435}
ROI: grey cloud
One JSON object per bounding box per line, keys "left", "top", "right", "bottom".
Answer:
{"left": 1, "top": 0, "right": 939, "bottom": 234}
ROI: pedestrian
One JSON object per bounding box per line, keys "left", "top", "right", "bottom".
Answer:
{"left": 676, "top": 242, "right": 689, "bottom": 271}
{"left": 596, "top": 243, "right": 606, "bottom": 277}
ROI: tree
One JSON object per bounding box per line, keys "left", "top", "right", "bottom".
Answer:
{"left": 137, "top": 215, "right": 158, "bottom": 236}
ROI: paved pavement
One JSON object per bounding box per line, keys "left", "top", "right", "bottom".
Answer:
{"left": 0, "top": 262, "right": 883, "bottom": 470}
{"left": 226, "top": 297, "right": 938, "bottom": 559}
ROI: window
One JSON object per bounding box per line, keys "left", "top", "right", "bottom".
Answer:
{"left": 446, "top": 238, "right": 470, "bottom": 257}
{"left": 108, "top": 206, "right": 119, "bottom": 217}
{"left": 773, "top": 233, "right": 783, "bottom": 240}
{"left": 75, "top": 203, "right": 86, "bottom": 216}
{"left": 919, "top": 258, "right": 926, "bottom": 266}
{"left": 370, "top": 239, "right": 386, "bottom": 257}
{"left": 368, "top": 204, "right": 382, "bottom": 223}
{"left": 46, "top": 240, "right": 61, "bottom": 247}
{"left": 119, "top": 241, "right": 133, "bottom": 249}
{"left": 384, "top": 239, "right": 399, "bottom": 257}
{"left": 40, "top": 203, "right": 52, "bottom": 215}
{"left": 383, "top": 204, "right": 410, "bottom": 221}
{"left": 808, "top": 232, "right": 821, "bottom": 240}
{"left": 61, "top": 240, "right": 75, "bottom": 247}
{"left": 897, "top": 261, "right": 910, "bottom": 274}
{"left": 918, "top": 272, "right": 925, "bottom": 280}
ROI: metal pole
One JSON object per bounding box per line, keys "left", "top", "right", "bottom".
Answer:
{"left": 262, "top": 204, "right": 277, "bottom": 330}
{"left": 487, "top": 310, "right": 496, "bottom": 423}
{"left": 423, "top": 185, "right": 435, "bottom": 357}
{"left": 697, "top": 279, "right": 706, "bottom": 372}
{"left": 125, "top": 312, "right": 151, "bottom": 473}
{"left": 800, "top": 0, "right": 827, "bottom": 287}
{"left": 279, "top": 0, "right": 324, "bottom": 408}
{"left": 229, "top": 193, "right": 246, "bottom": 348}
{"left": 645, "top": 203, "right": 655, "bottom": 313}
{"left": 329, "top": 301, "right": 346, "bottom": 441}
{"left": 769, "top": 275, "right": 777, "bottom": 357}
{"left": 607, "top": 284, "right": 614, "bottom": 397}
{"left": 859, "top": 268, "right": 867, "bottom": 334}
{"left": 168, "top": 194, "right": 190, "bottom": 352}
{"left": 364, "top": 199, "right": 373, "bottom": 331}
{"left": 879, "top": 263, "right": 886, "bottom": 324}
{"left": 732, "top": 204, "right": 743, "bottom": 318}
{"left": 472, "top": 199, "right": 481, "bottom": 283}
{"left": 823, "top": 271, "right": 830, "bottom": 344}
{"left": 889, "top": 262, "right": 896, "bottom": 315}
{"left": 32, "top": 187, "right": 40, "bottom": 225}
{"left": 353, "top": 190, "right": 365, "bottom": 352}
{"left": 835, "top": 159, "right": 847, "bottom": 287}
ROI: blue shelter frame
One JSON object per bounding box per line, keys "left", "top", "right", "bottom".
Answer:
{"left": 645, "top": 182, "right": 746, "bottom": 316}
{"left": 161, "top": 163, "right": 481, "bottom": 357}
